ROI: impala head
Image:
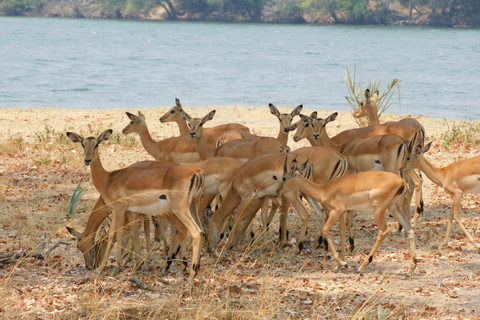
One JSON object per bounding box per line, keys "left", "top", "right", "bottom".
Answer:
{"left": 269, "top": 103, "right": 303, "bottom": 133}
{"left": 275, "top": 155, "right": 312, "bottom": 195}
{"left": 353, "top": 89, "right": 379, "bottom": 119}
{"left": 66, "top": 226, "right": 106, "bottom": 270}
{"left": 311, "top": 112, "right": 338, "bottom": 141}
{"left": 182, "top": 109, "right": 216, "bottom": 139}
{"left": 292, "top": 114, "right": 314, "bottom": 142}
{"left": 66, "top": 130, "right": 112, "bottom": 166}
{"left": 159, "top": 98, "right": 183, "bottom": 123}
{"left": 122, "top": 111, "right": 146, "bottom": 135}
{"left": 405, "top": 140, "right": 432, "bottom": 171}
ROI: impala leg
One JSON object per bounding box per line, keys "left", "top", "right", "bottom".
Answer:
{"left": 266, "top": 198, "right": 281, "bottom": 230}
{"left": 153, "top": 215, "right": 169, "bottom": 257}
{"left": 347, "top": 210, "right": 355, "bottom": 252}
{"left": 408, "top": 170, "right": 424, "bottom": 228}
{"left": 339, "top": 212, "right": 346, "bottom": 260}
{"left": 358, "top": 206, "right": 390, "bottom": 274}
{"left": 284, "top": 191, "right": 310, "bottom": 255}
{"left": 278, "top": 196, "right": 289, "bottom": 248}
{"left": 389, "top": 203, "right": 417, "bottom": 277}
{"left": 323, "top": 209, "right": 347, "bottom": 271}
{"left": 447, "top": 193, "right": 479, "bottom": 250}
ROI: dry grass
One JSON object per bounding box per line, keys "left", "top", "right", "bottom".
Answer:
{"left": 1, "top": 107, "right": 480, "bottom": 319}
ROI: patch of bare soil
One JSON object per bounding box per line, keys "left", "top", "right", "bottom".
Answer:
{"left": 1, "top": 106, "right": 479, "bottom": 319}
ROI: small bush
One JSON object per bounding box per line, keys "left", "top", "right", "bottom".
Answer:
{"left": 441, "top": 119, "right": 480, "bottom": 150}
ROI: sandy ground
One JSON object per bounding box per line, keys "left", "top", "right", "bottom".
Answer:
{"left": 1, "top": 105, "right": 480, "bottom": 319}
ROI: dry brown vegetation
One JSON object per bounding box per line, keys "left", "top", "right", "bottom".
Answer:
{"left": 1, "top": 106, "right": 480, "bottom": 319}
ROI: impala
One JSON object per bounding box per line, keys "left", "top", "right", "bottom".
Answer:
{"left": 216, "top": 103, "right": 302, "bottom": 146}
{"left": 67, "top": 129, "right": 205, "bottom": 282}
{"left": 122, "top": 111, "right": 201, "bottom": 165}
{"left": 405, "top": 141, "right": 480, "bottom": 250}
{"left": 160, "top": 98, "right": 250, "bottom": 147}
{"left": 182, "top": 110, "right": 290, "bottom": 162}
{"left": 353, "top": 89, "right": 425, "bottom": 133}
{"left": 276, "top": 157, "right": 417, "bottom": 276}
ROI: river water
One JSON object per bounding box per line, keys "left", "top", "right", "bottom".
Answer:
{"left": 1, "top": 17, "right": 479, "bottom": 119}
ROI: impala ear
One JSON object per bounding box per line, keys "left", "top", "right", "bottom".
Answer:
{"left": 138, "top": 111, "right": 145, "bottom": 119}
{"left": 269, "top": 103, "right": 280, "bottom": 118}
{"left": 365, "top": 89, "right": 371, "bottom": 99}
{"left": 422, "top": 141, "right": 432, "bottom": 154}
{"left": 66, "top": 226, "right": 83, "bottom": 241}
{"left": 325, "top": 112, "right": 338, "bottom": 124}
{"left": 373, "top": 90, "right": 379, "bottom": 101}
{"left": 299, "top": 114, "right": 311, "bottom": 123}
{"left": 291, "top": 105, "right": 303, "bottom": 117}
{"left": 125, "top": 112, "right": 136, "bottom": 120}
{"left": 202, "top": 110, "right": 216, "bottom": 124}
{"left": 298, "top": 159, "right": 310, "bottom": 175}
{"left": 310, "top": 111, "right": 318, "bottom": 119}
{"left": 98, "top": 129, "right": 113, "bottom": 143}
{"left": 181, "top": 110, "right": 191, "bottom": 121}
{"left": 175, "top": 98, "right": 182, "bottom": 109}
{"left": 66, "top": 132, "right": 84, "bottom": 144}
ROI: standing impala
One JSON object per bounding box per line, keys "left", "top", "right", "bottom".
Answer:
{"left": 353, "top": 89, "right": 425, "bottom": 132}
{"left": 159, "top": 98, "right": 250, "bottom": 147}
{"left": 405, "top": 141, "right": 480, "bottom": 250}
{"left": 276, "top": 157, "right": 417, "bottom": 276}
{"left": 216, "top": 103, "right": 302, "bottom": 146}
{"left": 67, "top": 129, "right": 205, "bottom": 282}
{"left": 182, "top": 110, "right": 290, "bottom": 162}
{"left": 122, "top": 111, "right": 201, "bottom": 165}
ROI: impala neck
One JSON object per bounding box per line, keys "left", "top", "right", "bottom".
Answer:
{"left": 89, "top": 151, "right": 110, "bottom": 196}
{"left": 319, "top": 131, "right": 343, "bottom": 153}
{"left": 136, "top": 124, "right": 160, "bottom": 160}
{"left": 416, "top": 156, "right": 447, "bottom": 189}
{"left": 175, "top": 117, "right": 190, "bottom": 138}
{"left": 366, "top": 104, "right": 380, "bottom": 126}
{"left": 194, "top": 129, "right": 216, "bottom": 160}
{"left": 287, "top": 175, "right": 327, "bottom": 204}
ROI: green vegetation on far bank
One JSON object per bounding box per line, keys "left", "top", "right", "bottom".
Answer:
{"left": 1, "top": 0, "right": 479, "bottom": 27}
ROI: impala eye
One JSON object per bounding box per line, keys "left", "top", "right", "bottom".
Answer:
{"left": 305, "top": 123, "right": 310, "bottom": 127}
{"left": 170, "top": 110, "right": 175, "bottom": 114}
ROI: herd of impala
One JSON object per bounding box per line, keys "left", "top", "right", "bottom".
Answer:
{"left": 65, "top": 90, "right": 480, "bottom": 283}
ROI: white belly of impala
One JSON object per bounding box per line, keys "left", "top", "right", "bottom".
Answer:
{"left": 128, "top": 198, "right": 171, "bottom": 215}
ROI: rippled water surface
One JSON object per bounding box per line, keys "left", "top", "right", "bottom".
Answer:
{"left": 1, "top": 17, "right": 479, "bottom": 119}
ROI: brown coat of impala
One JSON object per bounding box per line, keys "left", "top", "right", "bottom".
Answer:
{"left": 67, "top": 129, "right": 205, "bottom": 282}
{"left": 405, "top": 142, "right": 480, "bottom": 250}
{"left": 277, "top": 158, "right": 417, "bottom": 276}
{"left": 159, "top": 98, "right": 250, "bottom": 147}
{"left": 182, "top": 109, "right": 290, "bottom": 162}
{"left": 122, "top": 111, "right": 201, "bottom": 165}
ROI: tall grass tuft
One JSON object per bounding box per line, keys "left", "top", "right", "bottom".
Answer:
{"left": 345, "top": 66, "right": 400, "bottom": 127}
{"left": 68, "top": 183, "right": 85, "bottom": 215}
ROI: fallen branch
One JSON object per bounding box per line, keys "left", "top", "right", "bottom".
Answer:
{"left": 45, "top": 241, "right": 70, "bottom": 259}
{"left": 129, "top": 276, "right": 159, "bottom": 291}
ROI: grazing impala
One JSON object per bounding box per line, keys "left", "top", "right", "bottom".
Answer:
{"left": 276, "top": 157, "right": 417, "bottom": 276}
{"left": 67, "top": 129, "right": 205, "bottom": 282}
{"left": 405, "top": 141, "right": 480, "bottom": 250}
{"left": 205, "top": 151, "right": 347, "bottom": 255}
{"left": 160, "top": 98, "right": 250, "bottom": 147}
